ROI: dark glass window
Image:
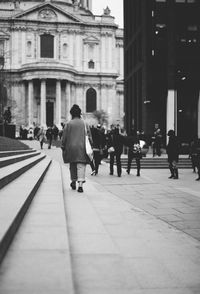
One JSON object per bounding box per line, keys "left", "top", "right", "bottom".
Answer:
{"left": 86, "top": 88, "right": 96, "bottom": 112}
{"left": 40, "top": 34, "right": 54, "bottom": 58}
{"left": 88, "top": 60, "right": 95, "bottom": 69}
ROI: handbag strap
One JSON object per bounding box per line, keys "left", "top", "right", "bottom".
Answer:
{"left": 84, "top": 120, "right": 88, "bottom": 136}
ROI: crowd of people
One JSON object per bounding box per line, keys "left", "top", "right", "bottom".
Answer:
{"left": 17, "top": 104, "right": 200, "bottom": 193}
{"left": 19, "top": 123, "right": 62, "bottom": 149}
{"left": 59, "top": 104, "right": 200, "bottom": 193}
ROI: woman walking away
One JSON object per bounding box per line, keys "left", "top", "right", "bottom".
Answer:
{"left": 126, "top": 129, "right": 142, "bottom": 176}
{"left": 61, "top": 104, "right": 92, "bottom": 193}
{"left": 166, "top": 130, "right": 180, "bottom": 179}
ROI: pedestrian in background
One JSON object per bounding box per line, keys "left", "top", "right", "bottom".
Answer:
{"left": 37, "top": 126, "right": 46, "bottom": 149}
{"left": 61, "top": 104, "right": 92, "bottom": 193}
{"left": 46, "top": 126, "right": 53, "bottom": 149}
{"left": 191, "top": 138, "right": 200, "bottom": 181}
{"left": 52, "top": 124, "right": 59, "bottom": 141}
{"left": 166, "top": 129, "right": 180, "bottom": 179}
{"left": 189, "top": 136, "right": 198, "bottom": 173}
{"left": 126, "top": 129, "right": 142, "bottom": 176}
{"left": 152, "top": 127, "right": 162, "bottom": 157}
{"left": 107, "top": 126, "right": 124, "bottom": 177}
{"left": 90, "top": 124, "right": 106, "bottom": 175}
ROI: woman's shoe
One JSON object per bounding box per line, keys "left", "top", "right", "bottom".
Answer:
{"left": 126, "top": 169, "right": 130, "bottom": 174}
{"left": 70, "top": 181, "right": 76, "bottom": 190}
{"left": 77, "top": 187, "right": 83, "bottom": 193}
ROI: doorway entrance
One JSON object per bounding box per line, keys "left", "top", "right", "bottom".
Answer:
{"left": 46, "top": 101, "right": 54, "bottom": 126}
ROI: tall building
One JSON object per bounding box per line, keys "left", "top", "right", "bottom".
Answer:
{"left": 0, "top": 0, "right": 123, "bottom": 131}
{"left": 124, "top": 0, "right": 200, "bottom": 144}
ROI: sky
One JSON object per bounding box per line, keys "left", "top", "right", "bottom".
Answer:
{"left": 92, "top": 0, "right": 123, "bottom": 28}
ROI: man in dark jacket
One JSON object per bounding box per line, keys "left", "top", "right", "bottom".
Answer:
{"left": 126, "top": 129, "right": 142, "bottom": 176}
{"left": 107, "top": 127, "right": 124, "bottom": 177}
{"left": 166, "top": 129, "right": 180, "bottom": 179}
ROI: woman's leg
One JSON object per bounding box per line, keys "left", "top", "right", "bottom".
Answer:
{"left": 69, "top": 163, "right": 77, "bottom": 189}
{"left": 77, "top": 163, "right": 86, "bottom": 192}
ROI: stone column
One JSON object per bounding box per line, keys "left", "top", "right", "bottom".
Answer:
{"left": 28, "top": 80, "right": 33, "bottom": 126}
{"left": 56, "top": 80, "right": 61, "bottom": 127}
{"left": 108, "top": 35, "right": 112, "bottom": 70}
{"left": 83, "top": 0, "right": 87, "bottom": 8}
{"left": 71, "top": 83, "right": 76, "bottom": 105}
{"left": 120, "top": 46, "right": 123, "bottom": 77}
{"left": 69, "top": 33, "right": 73, "bottom": 66}
{"left": 166, "top": 89, "right": 177, "bottom": 141}
{"left": 66, "top": 81, "right": 71, "bottom": 121}
{"left": 88, "top": 0, "right": 92, "bottom": 11}
{"left": 198, "top": 92, "right": 200, "bottom": 138}
{"left": 100, "top": 34, "right": 105, "bottom": 71}
{"left": 40, "top": 79, "right": 46, "bottom": 127}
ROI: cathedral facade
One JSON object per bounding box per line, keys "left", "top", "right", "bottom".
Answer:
{"left": 0, "top": 0, "right": 123, "bottom": 131}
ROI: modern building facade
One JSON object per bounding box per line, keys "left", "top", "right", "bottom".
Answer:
{"left": 124, "top": 0, "right": 200, "bottom": 144}
{"left": 0, "top": 0, "right": 123, "bottom": 131}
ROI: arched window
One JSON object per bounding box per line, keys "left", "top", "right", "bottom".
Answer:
{"left": 86, "top": 88, "right": 96, "bottom": 113}
{"left": 40, "top": 34, "right": 54, "bottom": 58}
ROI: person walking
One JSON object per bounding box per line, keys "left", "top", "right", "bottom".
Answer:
{"left": 166, "top": 129, "right": 180, "bottom": 179}
{"left": 61, "top": 104, "right": 92, "bottom": 193}
{"left": 107, "top": 126, "right": 124, "bottom": 177}
{"left": 191, "top": 138, "right": 200, "bottom": 181}
{"left": 90, "top": 124, "right": 106, "bottom": 175}
{"left": 189, "top": 136, "right": 198, "bottom": 173}
{"left": 46, "top": 126, "right": 53, "bottom": 149}
{"left": 37, "top": 126, "right": 46, "bottom": 149}
{"left": 126, "top": 129, "right": 142, "bottom": 176}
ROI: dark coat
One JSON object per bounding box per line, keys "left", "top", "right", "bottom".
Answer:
{"left": 61, "top": 118, "right": 91, "bottom": 164}
{"left": 166, "top": 135, "right": 180, "bottom": 162}
{"left": 90, "top": 127, "right": 106, "bottom": 150}
{"left": 107, "top": 129, "right": 124, "bottom": 155}
{"left": 125, "top": 134, "right": 142, "bottom": 158}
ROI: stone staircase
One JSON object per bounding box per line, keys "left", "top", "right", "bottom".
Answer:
{"left": 0, "top": 148, "right": 51, "bottom": 263}
{"left": 121, "top": 156, "right": 192, "bottom": 169}
{"left": 104, "top": 156, "right": 192, "bottom": 169}
{"left": 0, "top": 145, "right": 74, "bottom": 293}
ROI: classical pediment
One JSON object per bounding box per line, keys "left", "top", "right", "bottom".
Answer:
{"left": 83, "top": 35, "right": 100, "bottom": 45}
{"left": 13, "top": 3, "right": 82, "bottom": 23}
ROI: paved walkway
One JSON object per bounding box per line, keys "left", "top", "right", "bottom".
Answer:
{"left": 2, "top": 139, "right": 200, "bottom": 294}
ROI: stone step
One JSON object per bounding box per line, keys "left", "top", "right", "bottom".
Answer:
{"left": 0, "top": 153, "right": 46, "bottom": 189}
{"left": 0, "top": 137, "right": 30, "bottom": 151}
{"left": 0, "top": 157, "right": 52, "bottom": 265}
{"left": 0, "top": 150, "right": 40, "bottom": 168}
{"left": 0, "top": 149, "right": 36, "bottom": 158}
{"left": 104, "top": 157, "right": 192, "bottom": 169}
{"left": 0, "top": 160, "right": 74, "bottom": 294}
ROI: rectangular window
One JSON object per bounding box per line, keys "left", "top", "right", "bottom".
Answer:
{"left": 40, "top": 34, "right": 54, "bottom": 58}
